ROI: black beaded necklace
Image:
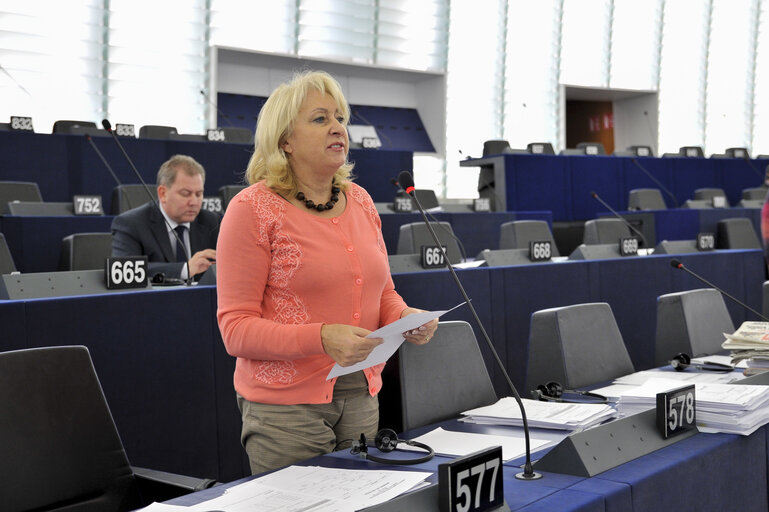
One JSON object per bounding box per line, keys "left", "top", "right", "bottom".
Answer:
{"left": 296, "top": 181, "right": 340, "bottom": 212}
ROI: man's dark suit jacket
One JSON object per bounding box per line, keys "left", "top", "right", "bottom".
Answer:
{"left": 111, "top": 202, "right": 220, "bottom": 279}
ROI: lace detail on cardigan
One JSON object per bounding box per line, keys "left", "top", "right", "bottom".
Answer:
{"left": 240, "top": 186, "right": 311, "bottom": 384}
{"left": 349, "top": 184, "right": 386, "bottom": 254}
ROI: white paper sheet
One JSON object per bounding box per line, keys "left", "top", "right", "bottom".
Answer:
{"left": 186, "top": 465, "right": 430, "bottom": 512}
{"left": 400, "top": 427, "right": 553, "bottom": 461}
{"left": 326, "top": 302, "right": 466, "bottom": 379}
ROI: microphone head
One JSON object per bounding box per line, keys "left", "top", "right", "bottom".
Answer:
{"left": 101, "top": 119, "right": 112, "bottom": 131}
{"left": 670, "top": 259, "right": 682, "bottom": 269}
{"left": 397, "top": 171, "right": 415, "bottom": 194}
{"left": 589, "top": 191, "right": 598, "bottom": 198}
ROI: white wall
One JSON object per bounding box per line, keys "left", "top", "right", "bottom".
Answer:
{"left": 210, "top": 47, "right": 446, "bottom": 157}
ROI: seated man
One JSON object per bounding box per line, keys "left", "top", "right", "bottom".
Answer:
{"left": 111, "top": 154, "right": 219, "bottom": 281}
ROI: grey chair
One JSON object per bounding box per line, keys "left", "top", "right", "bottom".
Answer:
{"left": 478, "top": 248, "right": 547, "bottom": 267}
{"left": 111, "top": 184, "right": 157, "bottom": 214}
{"left": 681, "top": 199, "right": 714, "bottom": 209}
{"left": 0, "top": 181, "right": 43, "bottom": 214}
{"left": 59, "top": 233, "right": 113, "bottom": 271}
{"left": 725, "top": 147, "right": 750, "bottom": 159}
{"left": 7, "top": 202, "right": 75, "bottom": 216}
{"left": 654, "top": 240, "right": 699, "bottom": 255}
{"left": 498, "top": 220, "right": 560, "bottom": 256}
{"left": 738, "top": 199, "right": 764, "bottom": 209}
{"left": 0, "top": 345, "right": 216, "bottom": 512}
{"left": 396, "top": 221, "right": 463, "bottom": 264}
{"left": 694, "top": 188, "right": 729, "bottom": 207}
{"left": 716, "top": 218, "right": 761, "bottom": 249}
{"left": 219, "top": 184, "right": 247, "bottom": 210}
{"left": 679, "top": 146, "right": 704, "bottom": 158}
{"left": 398, "top": 321, "right": 497, "bottom": 430}
{"left": 139, "top": 125, "right": 178, "bottom": 139}
{"left": 387, "top": 254, "right": 444, "bottom": 274}
{"left": 411, "top": 189, "right": 441, "bottom": 210}
{"left": 526, "top": 142, "right": 555, "bottom": 155}
{"left": 655, "top": 288, "right": 734, "bottom": 366}
{"left": 220, "top": 127, "right": 254, "bottom": 144}
{"left": 582, "top": 218, "right": 631, "bottom": 245}
{"left": 0, "top": 233, "right": 16, "bottom": 275}
{"left": 568, "top": 243, "right": 623, "bottom": 260}
{"left": 52, "top": 120, "right": 97, "bottom": 134}
{"left": 482, "top": 139, "right": 511, "bottom": 156}
{"left": 628, "top": 188, "right": 666, "bottom": 210}
{"left": 525, "top": 303, "right": 635, "bottom": 395}
{"left": 577, "top": 142, "right": 606, "bottom": 155}
{"left": 742, "top": 187, "right": 767, "bottom": 200}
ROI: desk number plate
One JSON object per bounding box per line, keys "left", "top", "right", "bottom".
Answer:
{"left": 529, "top": 240, "right": 552, "bottom": 261}
{"left": 106, "top": 257, "right": 149, "bottom": 289}
{"left": 656, "top": 384, "right": 696, "bottom": 439}
{"left": 202, "top": 196, "right": 223, "bottom": 214}
{"left": 392, "top": 196, "right": 413, "bottom": 213}
{"left": 697, "top": 232, "right": 715, "bottom": 251}
{"left": 619, "top": 236, "right": 639, "bottom": 256}
{"left": 73, "top": 195, "right": 104, "bottom": 215}
{"left": 10, "top": 116, "right": 34, "bottom": 131}
{"left": 473, "top": 198, "right": 491, "bottom": 212}
{"left": 421, "top": 245, "right": 447, "bottom": 269}
{"left": 439, "top": 446, "right": 504, "bottom": 512}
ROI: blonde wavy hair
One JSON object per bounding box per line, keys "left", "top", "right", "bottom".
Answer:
{"left": 245, "top": 70, "right": 354, "bottom": 194}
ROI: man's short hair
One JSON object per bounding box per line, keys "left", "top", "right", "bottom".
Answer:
{"left": 156, "top": 154, "right": 206, "bottom": 187}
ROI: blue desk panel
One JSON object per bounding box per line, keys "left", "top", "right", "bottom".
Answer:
{"left": 165, "top": 417, "right": 767, "bottom": 512}
{"left": 0, "top": 131, "right": 412, "bottom": 212}
{"left": 0, "top": 215, "right": 114, "bottom": 273}
{"left": 464, "top": 154, "right": 769, "bottom": 221}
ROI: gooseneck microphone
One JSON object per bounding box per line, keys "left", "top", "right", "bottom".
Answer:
{"left": 630, "top": 158, "right": 679, "bottom": 208}
{"left": 199, "top": 89, "right": 235, "bottom": 127}
{"left": 669, "top": 259, "right": 769, "bottom": 321}
{"left": 397, "top": 170, "right": 542, "bottom": 481}
{"left": 84, "top": 134, "right": 122, "bottom": 186}
{"left": 102, "top": 119, "right": 192, "bottom": 286}
{"left": 590, "top": 191, "right": 649, "bottom": 248}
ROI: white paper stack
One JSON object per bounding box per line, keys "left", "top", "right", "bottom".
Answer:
{"left": 722, "top": 321, "right": 769, "bottom": 368}
{"left": 616, "top": 377, "right": 769, "bottom": 435}
{"left": 460, "top": 397, "right": 616, "bottom": 431}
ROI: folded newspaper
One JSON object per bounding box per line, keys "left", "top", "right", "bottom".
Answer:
{"left": 460, "top": 397, "right": 616, "bottom": 430}
{"left": 722, "top": 322, "right": 769, "bottom": 366}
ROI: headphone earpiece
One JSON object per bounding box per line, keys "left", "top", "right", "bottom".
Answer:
{"left": 531, "top": 381, "right": 608, "bottom": 404}
{"left": 670, "top": 352, "right": 692, "bottom": 371}
{"left": 670, "top": 352, "right": 733, "bottom": 372}
{"left": 374, "top": 428, "right": 399, "bottom": 452}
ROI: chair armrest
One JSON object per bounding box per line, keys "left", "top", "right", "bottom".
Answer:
{"left": 132, "top": 465, "right": 218, "bottom": 502}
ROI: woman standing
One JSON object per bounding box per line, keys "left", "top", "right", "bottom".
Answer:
{"left": 216, "top": 70, "right": 437, "bottom": 474}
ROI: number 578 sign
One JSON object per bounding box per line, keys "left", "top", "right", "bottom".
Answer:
{"left": 656, "top": 384, "right": 696, "bottom": 439}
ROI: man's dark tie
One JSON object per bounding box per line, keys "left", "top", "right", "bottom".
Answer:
{"left": 174, "top": 225, "right": 188, "bottom": 262}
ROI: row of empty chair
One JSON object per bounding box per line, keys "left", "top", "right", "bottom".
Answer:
{"left": 388, "top": 216, "right": 761, "bottom": 272}
{"left": 390, "top": 286, "right": 736, "bottom": 431}
{"left": 0, "top": 181, "right": 247, "bottom": 215}
{"left": 483, "top": 139, "right": 768, "bottom": 159}
{"left": 43, "top": 120, "right": 255, "bottom": 144}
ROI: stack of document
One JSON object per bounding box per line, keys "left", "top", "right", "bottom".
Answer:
{"left": 616, "top": 377, "right": 769, "bottom": 435}
{"left": 460, "top": 397, "right": 616, "bottom": 430}
{"left": 722, "top": 321, "right": 769, "bottom": 368}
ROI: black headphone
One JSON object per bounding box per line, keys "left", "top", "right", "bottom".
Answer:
{"left": 670, "top": 353, "right": 733, "bottom": 372}
{"left": 531, "top": 381, "right": 608, "bottom": 404}
{"left": 349, "top": 429, "right": 434, "bottom": 465}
